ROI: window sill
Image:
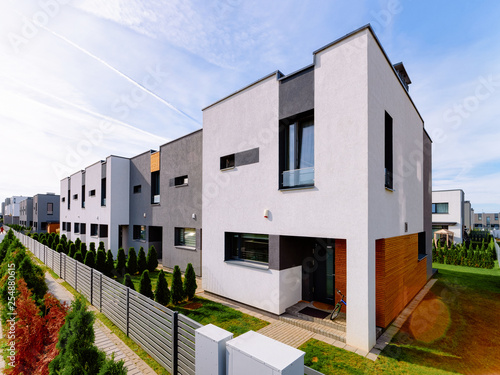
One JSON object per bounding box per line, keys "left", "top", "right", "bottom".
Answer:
{"left": 279, "top": 185, "right": 315, "bottom": 192}
{"left": 175, "top": 246, "right": 197, "bottom": 251}
{"left": 418, "top": 254, "right": 427, "bottom": 262}
{"left": 225, "top": 260, "right": 269, "bottom": 270}
{"left": 174, "top": 184, "right": 189, "bottom": 188}
{"left": 220, "top": 166, "right": 235, "bottom": 172}
{"left": 133, "top": 239, "right": 146, "bottom": 242}
{"left": 385, "top": 186, "right": 395, "bottom": 192}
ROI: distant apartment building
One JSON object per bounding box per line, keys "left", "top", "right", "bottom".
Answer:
{"left": 60, "top": 156, "right": 130, "bottom": 254}
{"left": 473, "top": 212, "right": 500, "bottom": 229}
{"left": 202, "top": 25, "right": 432, "bottom": 352}
{"left": 19, "top": 197, "right": 33, "bottom": 228}
{"left": 3, "top": 196, "right": 28, "bottom": 225}
{"left": 463, "top": 200, "right": 473, "bottom": 231}
{"left": 33, "top": 193, "right": 60, "bottom": 233}
{"left": 432, "top": 190, "right": 465, "bottom": 243}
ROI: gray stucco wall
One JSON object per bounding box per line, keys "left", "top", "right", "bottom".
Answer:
{"left": 423, "top": 131, "right": 433, "bottom": 278}
{"left": 34, "top": 194, "right": 60, "bottom": 233}
{"left": 19, "top": 198, "right": 33, "bottom": 227}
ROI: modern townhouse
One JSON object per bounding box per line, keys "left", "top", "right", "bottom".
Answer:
{"left": 3, "top": 196, "right": 28, "bottom": 225}
{"left": 127, "top": 130, "right": 203, "bottom": 275}
{"left": 432, "top": 189, "right": 465, "bottom": 243}
{"left": 474, "top": 212, "right": 500, "bottom": 229}
{"left": 19, "top": 197, "right": 33, "bottom": 228}
{"left": 202, "top": 25, "right": 432, "bottom": 351}
{"left": 60, "top": 155, "right": 130, "bottom": 254}
{"left": 33, "top": 193, "right": 60, "bottom": 233}
{"left": 464, "top": 200, "right": 473, "bottom": 231}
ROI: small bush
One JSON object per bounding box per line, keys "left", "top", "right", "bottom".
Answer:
{"left": 171, "top": 265, "right": 184, "bottom": 305}
{"left": 105, "top": 250, "right": 114, "bottom": 277}
{"left": 98, "top": 241, "right": 105, "bottom": 252}
{"left": 84, "top": 252, "right": 95, "bottom": 269}
{"left": 74, "top": 251, "right": 83, "bottom": 263}
{"left": 68, "top": 243, "right": 76, "bottom": 258}
{"left": 123, "top": 273, "right": 135, "bottom": 291}
{"left": 127, "top": 248, "right": 138, "bottom": 275}
{"left": 80, "top": 242, "right": 87, "bottom": 259}
{"left": 56, "top": 244, "right": 64, "bottom": 253}
{"left": 116, "top": 248, "right": 126, "bottom": 276}
{"left": 155, "top": 270, "right": 170, "bottom": 305}
{"left": 147, "top": 245, "right": 158, "bottom": 272}
{"left": 96, "top": 250, "right": 107, "bottom": 273}
{"left": 89, "top": 242, "right": 96, "bottom": 254}
{"left": 137, "top": 247, "right": 147, "bottom": 274}
{"left": 184, "top": 263, "right": 197, "bottom": 300}
{"left": 139, "top": 270, "right": 154, "bottom": 299}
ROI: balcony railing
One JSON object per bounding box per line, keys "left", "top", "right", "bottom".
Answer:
{"left": 282, "top": 167, "right": 314, "bottom": 188}
{"left": 152, "top": 195, "right": 160, "bottom": 204}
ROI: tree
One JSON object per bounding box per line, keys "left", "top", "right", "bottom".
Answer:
{"left": 68, "top": 243, "right": 76, "bottom": 258}
{"left": 84, "top": 251, "right": 95, "bottom": 269}
{"left": 139, "top": 270, "right": 154, "bottom": 299}
{"left": 96, "top": 249, "right": 107, "bottom": 273}
{"left": 184, "top": 263, "right": 197, "bottom": 300}
{"left": 155, "top": 270, "right": 170, "bottom": 305}
{"left": 98, "top": 241, "right": 106, "bottom": 252}
{"left": 123, "top": 273, "right": 135, "bottom": 291}
{"left": 80, "top": 242, "right": 87, "bottom": 260}
{"left": 137, "top": 246, "right": 147, "bottom": 274}
{"left": 116, "top": 248, "right": 126, "bottom": 276}
{"left": 127, "top": 247, "right": 138, "bottom": 275}
{"left": 89, "top": 242, "right": 96, "bottom": 254}
{"left": 49, "top": 295, "right": 126, "bottom": 374}
{"left": 75, "top": 237, "right": 82, "bottom": 250}
{"left": 171, "top": 265, "right": 184, "bottom": 304}
{"left": 56, "top": 243, "right": 64, "bottom": 253}
{"left": 147, "top": 245, "right": 158, "bottom": 272}
{"left": 74, "top": 251, "right": 83, "bottom": 263}
{"left": 105, "top": 250, "right": 115, "bottom": 277}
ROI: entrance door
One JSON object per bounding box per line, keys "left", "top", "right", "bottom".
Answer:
{"left": 312, "top": 239, "right": 335, "bottom": 305}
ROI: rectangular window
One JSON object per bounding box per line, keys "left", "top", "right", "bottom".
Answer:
{"left": 101, "top": 178, "right": 106, "bottom": 206}
{"left": 74, "top": 223, "right": 80, "bottom": 234}
{"left": 495, "top": 214, "right": 499, "bottom": 220}
{"left": 432, "top": 203, "right": 449, "bottom": 214}
{"left": 91, "top": 224, "right": 98, "bottom": 237}
{"left": 133, "top": 185, "right": 142, "bottom": 194}
{"left": 80, "top": 223, "right": 86, "bottom": 235}
{"left": 175, "top": 228, "right": 196, "bottom": 248}
{"left": 151, "top": 171, "right": 160, "bottom": 204}
{"left": 82, "top": 185, "right": 86, "bottom": 208}
{"left": 62, "top": 222, "right": 66, "bottom": 231}
{"left": 68, "top": 190, "right": 70, "bottom": 210}
{"left": 62, "top": 197, "right": 65, "bottom": 202}
{"left": 281, "top": 116, "right": 314, "bottom": 188}
{"left": 41, "top": 222, "right": 47, "bottom": 231}
{"left": 66, "top": 222, "right": 71, "bottom": 233}
{"left": 89, "top": 189, "right": 96, "bottom": 197}
{"left": 385, "top": 111, "right": 393, "bottom": 189}
{"left": 73, "top": 194, "right": 78, "bottom": 200}
{"left": 226, "top": 232, "right": 269, "bottom": 264}
{"left": 47, "top": 202, "right": 53, "bottom": 215}
{"left": 174, "top": 175, "right": 189, "bottom": 186}
{"left": 99, "top": 224, "right": 108, "bottom": 238}
{"left": 133, "top": 225, "right": 146, "bottom": 241}
{"left": 486, "top": 216, "right": 491, "bottom": 226}
{"left": 478, "top": 214, "right": 482, "bottom": 220}
{"left": 220, "top": 154, "right": 235, "bottom": 170}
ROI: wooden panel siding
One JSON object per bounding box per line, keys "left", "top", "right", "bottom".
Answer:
{"left": 335, "top": 239, "right": 347, "bottom": 305}
{"left": 151, "top": 151, "right": 160, "bottom": 172}
{"left": 376, "top": 234, "right": 427, "bottom": 328}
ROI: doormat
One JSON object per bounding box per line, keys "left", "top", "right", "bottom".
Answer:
{"left": 298, "top": 307, "right": 330, "bottom": 319}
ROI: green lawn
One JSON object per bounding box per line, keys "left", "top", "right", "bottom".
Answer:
{"left": 300, "top": 263, "right": 500, "bottom": 374}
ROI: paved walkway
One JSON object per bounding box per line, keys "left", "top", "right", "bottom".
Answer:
{"left": 45, "top": 272, "right": 156, "bottom": 375}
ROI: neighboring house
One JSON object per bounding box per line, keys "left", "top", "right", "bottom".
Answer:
{"left": 60, "top": 156, "right": 130, "bottom": 255}
{"left": 464, "top": 200, "right": 473, "bottom": 232}
{"left": 127, "top": 130, "right": 203, "bottom": 275}
{"left": 33, "top": 193, "right": 60, "bottom": 233}
{"left": 432, "top": 189, "right": 465, "bottom": 243}
{"left": 3, "top": 196, "right": 28, "bottom": 225}
{"left": 19, "top": 197, "right": 33, "bottom": 228}
{"left": 202, "top": 25, "right": 432, "bottom": 352}
{"left": 473, "top": 212, "right": 500, "bottom": 229}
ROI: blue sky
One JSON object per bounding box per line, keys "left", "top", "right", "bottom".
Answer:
{"left": 0, "top": 0, "right": 499, "bottom": 213}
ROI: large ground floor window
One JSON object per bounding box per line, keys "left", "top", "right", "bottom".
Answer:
{"left": 226, "top": 232, "right": 269, "bottom": 264}
{"left": 175, "top": 227, "right": 196, "bottom": 248}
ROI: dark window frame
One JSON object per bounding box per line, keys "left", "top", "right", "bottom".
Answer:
{"left": 174, "top": 175, "right": 189, "bottom": 187}
{"left": 133, "top": 225, "right": 146, "bottom": 241}
{"left": 151, "top": 171, "right": 160, "bottom": 204}
{"left": 175, "top": 227, "right": 196, "bottom": 248}
{"left": 225, "top": 232, "right": 269, "bottom": 264}
{"left": 432, "top": 203, "right": 449, "bottom": 214}
{"left": 385, "top": 111, "right": 394, "bottom": 190}
{"left": 133, "top": 185, "right": 142, "bottom": 194}
{"left": 80, "top": 223, "right": 86, "bottom": 235}
{"left": 99, "top": 224, "right": 108, "bottom": 238}
{"left": 90, "top": 224, "right": 98, "bottom": 237}
{"left": 47, "top": 202, "right": 53, "bottom": 215}
{"left": 220, "top": 154, "right": 235, "bottom": 170}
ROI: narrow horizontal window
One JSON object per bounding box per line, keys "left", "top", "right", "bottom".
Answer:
{"left": 220, "top": 154, "right": 235, "bottom": 170}
{"left": 89, "top": 190, "right": 96, "bottom": 197}
{"left": 174, "top": 175, "right": 188, "bottom": 186}
{"left": 225, "top": 232, "right": 269, "bottom": 264}
{"left": 175, "top": 228, "right": 196, "bottom": 248}
{"left": 133, "top": 185, "right": 142, "bottom": 194}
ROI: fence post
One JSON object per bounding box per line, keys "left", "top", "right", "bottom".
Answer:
{"left": 75, "top": 260, "right": 78, "bottom": 291}
{"left": 172, "top": 311, "right": 178, "bottom": 375}
{"left": 60, "top": 252, "right": 63, "bottom": 278}
{"left": 99, "top": 273, "right": 103, "bottom": 312}
{"left": 126, "top": 288, "right": 130, "bottom": 337}
{"left": 90, "top": 269, "right": 94, "bottom": 306}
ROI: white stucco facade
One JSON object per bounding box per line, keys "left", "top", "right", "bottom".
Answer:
{"left": 432, "top": 189, "right": 464, "bottom": 243}
{"left": 60, "top": 156, "right": 130, "bottom": 255}
{"left": 202, "top": 26, "right": 429, "bottom": 351}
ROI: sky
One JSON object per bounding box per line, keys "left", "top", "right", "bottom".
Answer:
{"left": 0, "top": 0, "right": 499, "bottom": 213}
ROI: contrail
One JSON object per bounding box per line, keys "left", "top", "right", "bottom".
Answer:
{"left": 7, "top": 75, "right": 170, "bottom": 143}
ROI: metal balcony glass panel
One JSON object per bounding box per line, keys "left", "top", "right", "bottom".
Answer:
{"left": 153, "top": 195, "right": 160, "bottom": 204}
{"left": 282, "top": 167, "right": 314, "bottom": 188}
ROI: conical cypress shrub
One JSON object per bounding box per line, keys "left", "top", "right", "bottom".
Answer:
{"left": 84, "top": 252, "right": 95, "bottom": 269}
{"left": 98, "top": 241, "right": 106, "bottom": 252}
{"left": 127, "top": 248, "right": 138, "bottom": 275}
{"left": 56, "top": 244, "right": 64, "bottom": 253}
{"left": 183, "top": 263, "right": 197, "bottom": 301}
{"left": 75, "top": 238, "right": 81, "bottom": 250}
{"left": 147, "top": 245, "right": 158, "bottom": 272}
{"left": 105, "top": 250, "right": 114, "bottom": 277}
{"left": 123, "top": 273, "right": 135, "bottom": 291}
{"left": 171, "top": 265, "right": 184, "bottom": 305}
{"left": 80, "top": 243, "right": 87, "bottom": 260}
{"left": 74, "top": 251, "right": 83, "bottom": 263}
{"left": 139, "top": 270, "right": 154, "bottom": 299}
{"left": 96, "top": 250, "right": 107, "bottom": 273}
{"left": 89, "top": 242, "right": 96, "bottom": 254}
{"left": 116, "top": 248, "right": 126, "bottom": 277}
{"left": 68, "top": 243, "right": 76, "bottom": 258}
{"left": 155, "top": 270, "right": 170, "bottom": 305}
{"left": 137, "top": 247, "right": 147, "bottom": 274}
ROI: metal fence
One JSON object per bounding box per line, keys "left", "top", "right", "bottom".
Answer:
{"left": 12, "top": 230, "right": 323, "bottom": 375}
{"left": 14, "top": 231, "right": 201, "bottom": 375}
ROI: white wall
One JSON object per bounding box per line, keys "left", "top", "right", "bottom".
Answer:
{"left": 432, "top": 190, "right": 464, "bottom": 243}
